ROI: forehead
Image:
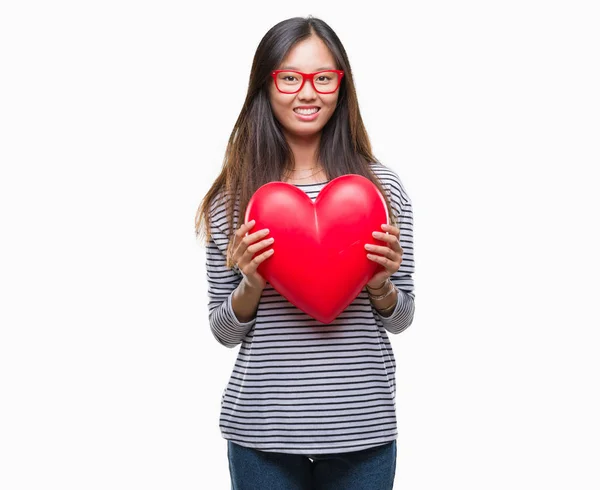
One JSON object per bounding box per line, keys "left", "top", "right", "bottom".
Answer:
{"left": 278, "top": 36, "right": 336, "bottom": 72}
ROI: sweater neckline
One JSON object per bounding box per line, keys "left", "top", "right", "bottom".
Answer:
{"left": 292, "top": 180, "right": 330, "bottom": 187}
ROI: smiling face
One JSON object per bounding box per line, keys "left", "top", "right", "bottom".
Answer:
{"left": 269, "top": 35, "right": 340, "bottom": 141}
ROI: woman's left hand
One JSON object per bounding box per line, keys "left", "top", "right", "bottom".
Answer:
{"left": 364, "top": 224, "right": 403, "bottom": 289}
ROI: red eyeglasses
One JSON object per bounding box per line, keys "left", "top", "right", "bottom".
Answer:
{"left": 271, "top": 69, "right": 345, "bottom": 94}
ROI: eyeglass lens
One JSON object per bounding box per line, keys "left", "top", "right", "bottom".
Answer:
{"left": 275, "top": 71, "right": 340, "bottom": 94}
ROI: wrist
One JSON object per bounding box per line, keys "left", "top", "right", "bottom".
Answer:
{"left": 370, "top": 285, "right": 398, "bottom": 316}
{"left": 367, "top": 281, "right": 394, "bottom": 301}
{"left": 366, "top": 278, "right": 390, "bottom": 293}
{"left": 241, "top": 276, "right": 265, "bottom": 294}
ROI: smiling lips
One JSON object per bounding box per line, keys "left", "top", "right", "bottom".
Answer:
{"left": 294, "top": 107, "right": 320, "bottom": 115}
{"left": 293, "top": 107, "right": 320, "bottom": 121}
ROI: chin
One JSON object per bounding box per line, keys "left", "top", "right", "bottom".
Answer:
{"left": 292, "top": 119, "right": 326, "bottom": 130}
{"left": 291, "top": 127, "right": 323, "bottom": 137}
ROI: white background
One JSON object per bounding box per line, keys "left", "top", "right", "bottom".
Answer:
{"left": 1, "top": 1, "right": 599, "bottom": 489}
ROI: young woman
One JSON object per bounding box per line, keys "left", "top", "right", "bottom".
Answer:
{"left": 195, "top": 16, "right": 415, "bottom": 490}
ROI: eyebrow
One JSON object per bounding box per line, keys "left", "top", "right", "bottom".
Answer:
{"left": 280, "top": 65, "right": 336, "bottom": 71}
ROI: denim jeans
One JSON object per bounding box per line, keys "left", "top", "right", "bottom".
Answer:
{"left": 227, "top": 440, "right": 396, "bottom": 490}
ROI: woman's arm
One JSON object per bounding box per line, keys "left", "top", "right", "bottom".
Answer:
{"left": 372, "top": 169, "right": 415, "bottom": 334}
{"left": 206, "top": 233, "right": 257, "bottom": 348}
{"left": 231, "top": 277, "right": 264, "bottom": 323}
{"left": 205, "top": 192, "right": 263, "bottom": 347}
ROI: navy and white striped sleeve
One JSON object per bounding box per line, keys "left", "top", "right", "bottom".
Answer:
{"left": 205, "top": 198, "right": 255, "bottom": 348}
{"left": 374, "top": 167, "right": 416, "bottom": 334}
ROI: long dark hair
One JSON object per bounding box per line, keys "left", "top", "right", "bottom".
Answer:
{"left": 195, "top": 16, "right": 395, "bottom": 255}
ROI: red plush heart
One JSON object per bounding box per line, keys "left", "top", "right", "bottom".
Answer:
{"left": 244, "top": 174, "right": 389, "bottom": 323}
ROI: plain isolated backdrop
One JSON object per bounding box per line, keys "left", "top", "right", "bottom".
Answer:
{"left": 1, "top": 1, "right": 599, "bottom": 489}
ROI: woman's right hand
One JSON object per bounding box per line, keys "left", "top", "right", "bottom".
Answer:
{"left": 229, "top": 219, "right": 275, "bottom": 290}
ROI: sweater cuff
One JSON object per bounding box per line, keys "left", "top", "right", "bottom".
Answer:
{"left": 374, "top": 287, "right": 414, "bottom": 334}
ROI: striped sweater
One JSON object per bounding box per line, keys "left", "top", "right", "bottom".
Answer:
{"left": 205, "top": 161, "right": 415, "bottom": 455}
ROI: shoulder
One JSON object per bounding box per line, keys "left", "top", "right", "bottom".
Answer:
{"left": 368, "top": 161, "right": 412, "bottom": 207}
{"left": 208, "top": 186, "right": 239, "bottom": 237}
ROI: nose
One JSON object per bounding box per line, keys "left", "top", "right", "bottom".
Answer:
{"left": 298, "top": 76, "right": 317, "bottom": 100}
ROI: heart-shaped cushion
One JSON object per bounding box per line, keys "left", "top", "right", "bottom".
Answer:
{"left": 244, "top": 174, "right": 389, "bottom": 323}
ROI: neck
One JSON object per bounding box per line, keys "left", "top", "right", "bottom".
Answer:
{"left": 283, "top": 130, "right": 321, "bottom": 171}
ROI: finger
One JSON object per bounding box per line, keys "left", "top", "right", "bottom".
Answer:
{"left": 372, "top": 231, "right": 402, "bottom": 251}
{"left": 366, "top": 253, "right": 400, "bottom": 271}
{"left": 381, "top": 223, "right": 400, "bottom": 236}
{"left": 236, "top": 219, "right": 256, "bottom": 239}
{"left": 232, "top": 220, "right": 256, "bottom": 252}
{"left": 235, "top": 227, "right": 269, "bottom": 255}
{"left": 364, "top": 243, "right": 396, "bottom": 259}
{"left": 241, "top": 228, "right": 270, "bottom": 249}
{"left": 246, "top": 236, "right": 274, "bottom": 255}
{"left": 243, "top": 248, "right": 275, "bottom": 274}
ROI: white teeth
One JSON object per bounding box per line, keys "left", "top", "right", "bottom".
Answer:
{"left": 294, "top": 108, "right": 319, "bottom": 115}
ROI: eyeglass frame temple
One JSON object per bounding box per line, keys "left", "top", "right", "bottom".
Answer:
{"left": 270, "top": 69, "right": 345, "bottom": 94}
